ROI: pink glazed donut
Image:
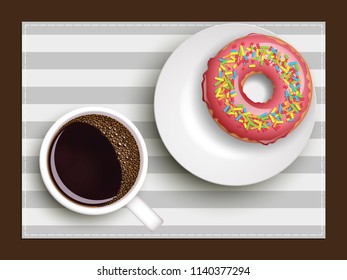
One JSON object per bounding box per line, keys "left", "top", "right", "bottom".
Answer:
{"left": 202, "top": 33, "right": 312, "bottom": 145}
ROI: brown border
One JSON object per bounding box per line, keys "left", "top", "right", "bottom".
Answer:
{"left": 1, "top": 1, "right": 344, "bottom": 260}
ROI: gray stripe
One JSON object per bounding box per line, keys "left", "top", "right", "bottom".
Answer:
{"left": 23, "top": 191, "right": 324, "bottom": 208}
{"left": 22, "top": 52, "right": 324, "bottom": 70}
{"left": 148, "top": 156, "right": 325, "bottom": 174}
{"left": 22, "top": 225, "right": 325, "bottom": 238}
{"left": 301, "top": 53, "right": 325, "bottom": 69}
{"left": 140, "top": 191, "right": 324, "bottom": 208}
{"left": 284, "top": 156, "right": 325, "bottom": 173}
{"left": 22, "top": 121, "right": 323, "bottom": 139}
{"left": 23, "top": 170, "right": 325, "bottom": 192}
{"left": 23, "top": 87, "right": 155, "bottom": 104}
{"left": 22, "top": 52, "right": 171, "bottom": 70}
{"left": 22, "top": 22, "right": 325, "bottom": 35}
{"left": 22, "top": 86, "right": 325, "bottom": 104}
{"left": 311, "top": 121, "right": 325, "bottom": 138}
{"left": 22, "top": 156, "right": 325, "bottom": 174}
{"left": 315, "top": 87, "right": 325, "bottom": 104}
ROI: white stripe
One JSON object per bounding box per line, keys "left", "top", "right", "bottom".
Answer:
{"left": 145, "top": 139, "right": 170, "bottom": 156}
{"left": 23, "top": 174, "right": 44, "bottom": 191}
{"left": 22, "top": 34, "right": 324, "bottom": 53}
{"left": 300, "top": 139, "right": 325, "bottom": 156}
{"left": 311, "top": 69, "right": 325, "bottom": 88}
{"left": 143, "top": 173, "right": 326, "bottom": 192}
{"left": 23, "top": 35, "right": 190, "bottom": 52}
{"left": 22, "top": 139, "right": 42, "bottom": 156}
{"left": 279, "top": 35, "right": 325, "bottom": 52}
{"left": 23, "top": 173, "right": 325, "bottom": 192}
{"left": 22, "top": 69, "right": 325, "bottom": 87}
{"left": 22, "top": 69, "right": 160, "bottom": 87}
{"left": 22, "top": 138, "right": 324, "bottom": 157}
{"left": 316, "top": 101, "right": 325, "bottom": 122}
{"left": 22, "top": 103, "right": 325, "bottom": 122}
{"left": 22, "top": 104, "right": 154, "bottom": 122}
{"left": 23, "top": 208, "right": 325, "bottom": 226}
{"left": 23, "top": 208, "right": 141, "bottom": 226}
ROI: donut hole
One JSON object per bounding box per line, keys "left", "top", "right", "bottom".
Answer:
{"left": 242, "top": 73, "right": 274, "bottom": 103}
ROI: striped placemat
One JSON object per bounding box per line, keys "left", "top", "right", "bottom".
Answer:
{"left": 22, "top": 22, "right": 325, "bottom": 239}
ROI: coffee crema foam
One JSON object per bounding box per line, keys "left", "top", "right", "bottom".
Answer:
{"left": 50, "top": 114, "right": 141, "bottom": 207}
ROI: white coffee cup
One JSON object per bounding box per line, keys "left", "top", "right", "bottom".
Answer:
{"left": 39, "top": 107, "right": 163, "bottom": 231}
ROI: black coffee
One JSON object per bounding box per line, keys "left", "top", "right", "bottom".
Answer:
{"left": 48, "top": 114, "right": 140, "bottom": 207}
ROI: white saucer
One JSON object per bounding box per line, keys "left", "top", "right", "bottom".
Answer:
{"left": 154, "top": 24, "right": 316, "bottom": 186}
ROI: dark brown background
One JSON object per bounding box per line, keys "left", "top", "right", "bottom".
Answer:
{"left": 1, "top": 0, "right": 344, "bottom": 260}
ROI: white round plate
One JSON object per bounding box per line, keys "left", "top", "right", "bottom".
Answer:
{"left": 154, "top": 24, "right": 316, "bottom": 186}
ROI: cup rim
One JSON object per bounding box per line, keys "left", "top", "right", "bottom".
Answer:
{"left": 39, "top": 107, "right": 148, "bottom": 215}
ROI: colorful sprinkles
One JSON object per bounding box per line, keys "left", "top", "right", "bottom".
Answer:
{"left": 213, "top": 40, "right": 303, "bottom": 132}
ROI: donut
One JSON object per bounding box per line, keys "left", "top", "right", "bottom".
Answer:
{"left": 202, "top": 33, "right": 312, "bottom": 145}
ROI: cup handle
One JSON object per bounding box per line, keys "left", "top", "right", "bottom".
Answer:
{"left": 126, "top": 195, "right": 163, "bottom": 231}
